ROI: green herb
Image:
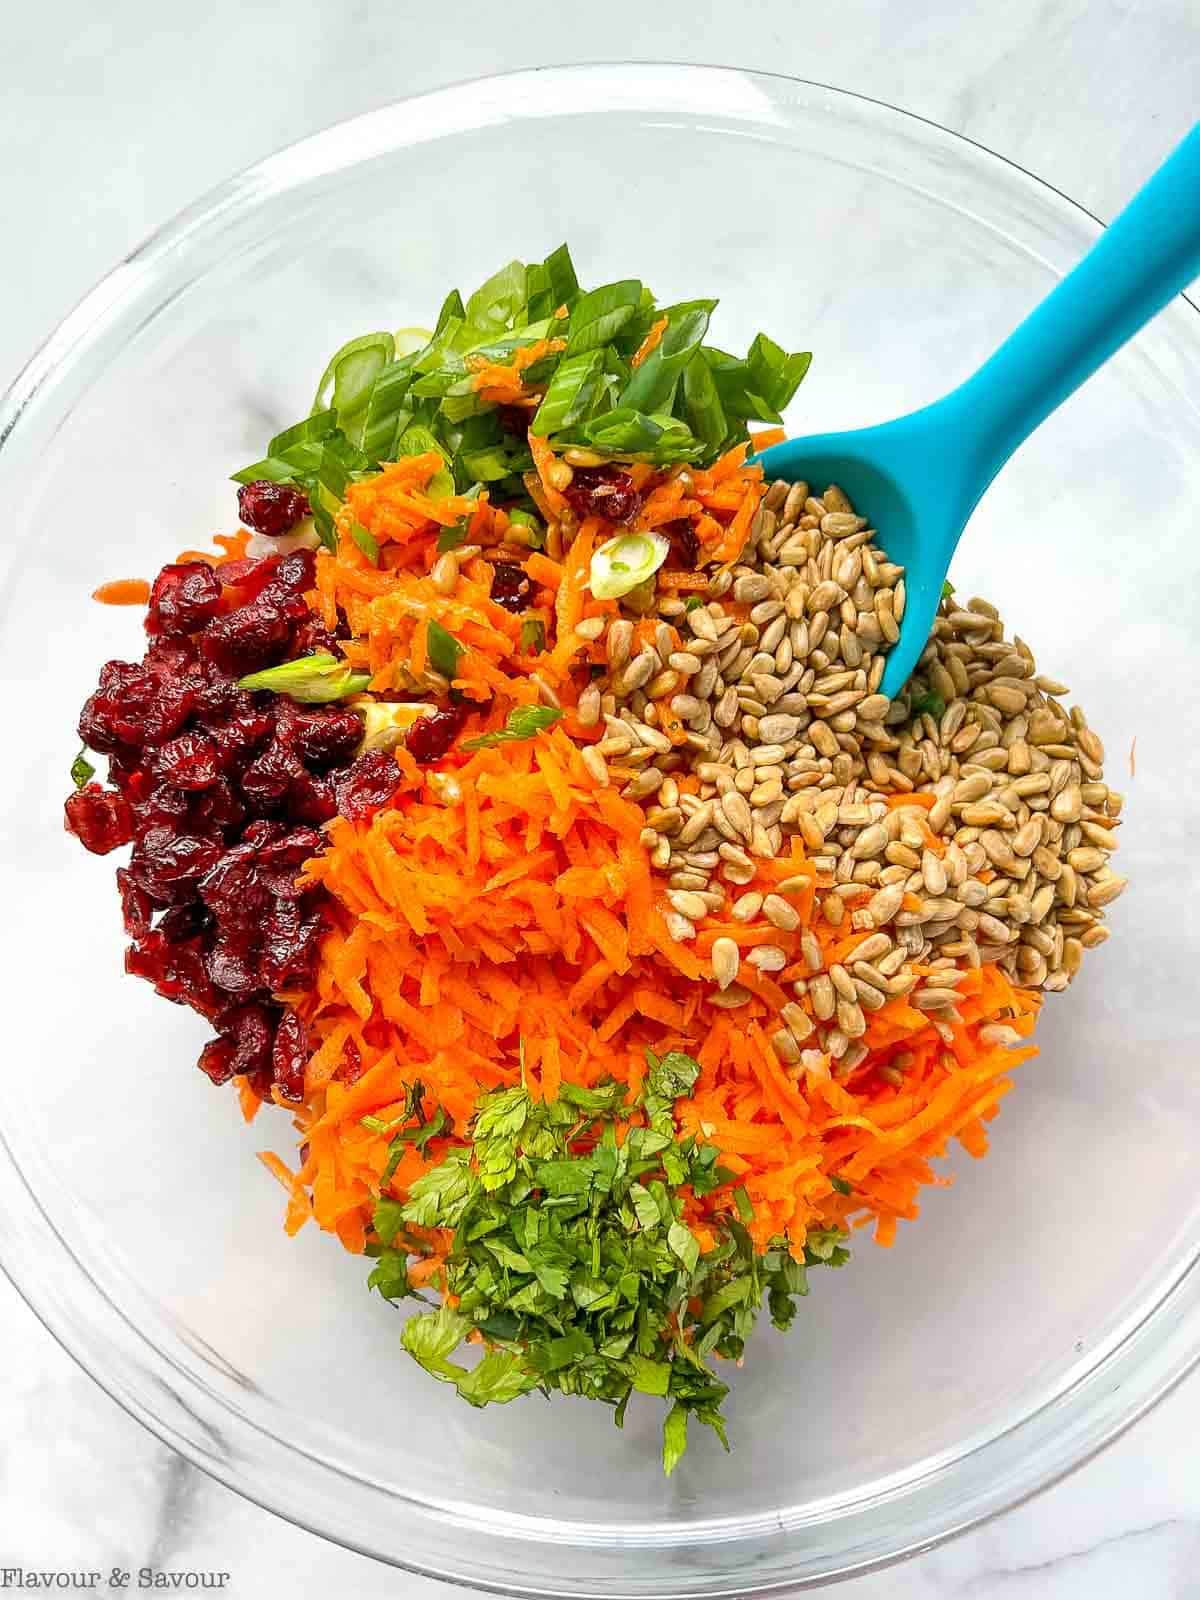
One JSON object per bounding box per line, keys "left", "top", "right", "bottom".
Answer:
{"left": 237, "top": 653, "right": 371, "bottom": 703}
{"left": 371, "top": 1046, "right": 849, "bottom": 1475}
{"left": 363, "top": 1081, "right": 453, "bottom": 1188}
{"left": 461, "top": 706, "right": 562, "bottom": 750}
{"left": 70, "top": 748, "right": 95, "bottom": 790}
{"left": 234, "top": 245, "right": 811, "bottom": 508}
{"left": 684, "top": 595, "right": 705, "bottom": 612}
{"left": 519, "top": 617, "right": 546, "bottom": 656}
{"left": 350, "top": 522, "right": 380, "bottom": 565}
{"left": 909, "top": 690, "right": 947, "bottom": 721}
{"left": 829, "top": 1175, "right": 854, "bottom": 1196}
{"left": 942, "top": 579, "right": 955, "bottom": 599}
{"left": 425, "top": 619, "right": 464, "bottom": 680}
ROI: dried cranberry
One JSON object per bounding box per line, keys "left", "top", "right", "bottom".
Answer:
{"left": 252, "top": 826, "right": 324, "bottom": 882}
{"left": 132, "top": 783, "right": 191, "bottom": 833}
{"left": 116, "top": 868, "right": 153, "bottom": 938}
{"left": 334, "top": 749, "right": 405, "bottom": 817}
{"left": 290, "top": 615, "right": 340, "bottom": 657}
{"left": 259, "top": 902, "right": 323, "bottom": 991}
{"left": 201, "top": 602, "right": 292, "bottom": 676}
{"left": 276, "top": 703, "right": 363, "bottom": 768}
{"left": 199, "top": 838, "right": 274, "bottom": 931}
{"left": 663, "top": 518, "right": 700, "bottom": 569}
{"left": 78, "top": 665, "right": 194, "bottom": 752}
{"left": 285, "top": 770, "right": 338, "bottom": 824}
{"left": 205, "top": 937, "right": 261, "bottom": 997}
{"left": 64, "top": 786, "right": 135, "bottom": 855}
{"left": 404, "top": 703, "right": 467, "bottom": 767}
{"left": 237, "top": 480, "right": 310, "bottom": 537}
{"left": 207, "top": 706, "right": 275, "bottom": 766}
{"left": 215, "top": 555, "right": 275, "bottom": 593}
{"left": 563, "top": 465, "right": 642, "bottom": 526}
{"left": 262, "top": 549, "right": 317, "bottom": 595}
{"left": 240, "top": 740, "right": 305, "bottom": 810}
{"left": 271, "top": 1009, "right": 308, "bottom": 1101}
{"left": 219, "top": 1004, "right": 276, "bottom": 1079}
{"left": 154, "top": 732, "right": 221, "bottom": 791}
{"left": 186, "top": 778, "right": 247, "bottom": 836}
{"left": 144, "top": 636, "right": 201, "bottom": 679}
{"left": 128, "top": 828, "right": 222, "bottom": 905}
{"left": 198, "top": 1037, "right": 237, "bottom": 1085}
{"left": 146, "top": 562, "right": 222, "bottom": 637}
{"left": 489, "top": 562, "right": 534, "bottom": 613}
{"left": 157, "top": 902, "right": 211, "bottom": 943}
{"left": 126, "top": 930, "right": 222, "bottom": 1018}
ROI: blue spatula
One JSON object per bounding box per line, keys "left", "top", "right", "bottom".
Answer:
{"left": 756, "top": 123, "right": 1200, "bottom": 697}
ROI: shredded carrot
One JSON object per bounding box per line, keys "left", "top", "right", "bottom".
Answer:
{"left": 271, "top": 716, "right": 1042, "bottom": 1258}
{"left": 93, "top": 578, "right": 150, "bottom": 606}
{"left": 218, "top": 419, "right": 1047, "bottom": 1269}
{"left": 630, "top": 316, "right": 669, "bottom": 369}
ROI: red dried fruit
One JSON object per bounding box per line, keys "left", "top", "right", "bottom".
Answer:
{"left": 127, "top": 828, "right": 222, "bottom": 906}
{"left": 237, "top": 480, "right": 310, "bottom": 537}
{"left": 404, "top": 703, "right": 467, "bottom": 767}
{"left": 271, "top": 1009, "right": 308, "bottom": 1101}
{"left": 125, "top": 931, "right": 222, "bottom": 1019}
{"left": 488, "top": 562, "right": 534, "bottom": 613}
{"left": 154, "top": 732, "right": 221, "bottom": 791}
{"left": 276, "top": 703, "right": 364, "bottom": 768}
{"left": 201, "top": 602, "right": 292, "bottom": 676}
{"left": 68, "top": 543, "right": 384, "bottom": 1099}
{"left": 116, "top": 867, "right": 153, "bottom": 938}
{"left": 563, "top": 465, "right": 642, "bottom": 526}
{"left": 220, "top": 1003, "right": 276, "bottom": 1079}
{"left": 197, "top": 1037, "right": 237, "bottom": 1085}
{"left": 663, "top": 517, "right": 700, "bottom": 569}
{"left": 146, "top": 562, "right": 223, "bottom": 637}
{"left": 334, "top": 748, "right": 406, "bottom": 817}
{"left": 64, "top": 786, "right": 135, "bottom": 854}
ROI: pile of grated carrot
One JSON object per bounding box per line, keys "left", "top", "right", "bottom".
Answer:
{"left": 246, "top": 438, "right": 1040, "bottom": 1268}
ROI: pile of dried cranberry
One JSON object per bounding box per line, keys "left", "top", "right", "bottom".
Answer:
{"left": 64, "top": 547, "right": 405, "bottom": 1103}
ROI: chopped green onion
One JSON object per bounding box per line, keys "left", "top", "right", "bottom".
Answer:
{"left": 519, "top": 617, "right": 546, "bottom": 656}
{"left": 588, "top": 531, "right": 670, "bottom": 600}
{"left": 426, "top": 619, "right": 465, "bottom": 680}
{"left": 70, "top": 748, "right": 95, "bottom": 790}
{"left": 392, "top": 325, "right": 433, "bottom": 357}
{"left": 350, "top": 522, "right": 380, "bottom": 565}
{"left": 461, "top": 705, "right": 562, "bottom": 750}
{"left": 238, "top": 653, "right": 371, "bottom": 704}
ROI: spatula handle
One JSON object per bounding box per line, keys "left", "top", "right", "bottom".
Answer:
{"left": 941, "top": 122, "right": 1200, "bottom": 488}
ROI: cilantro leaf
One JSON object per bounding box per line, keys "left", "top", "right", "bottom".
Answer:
{"left": 662, "top": 1402, "right": 689, "bottom": 1476}
{"left": 401, "top": 1304, "right": 471, "bottom": 1383}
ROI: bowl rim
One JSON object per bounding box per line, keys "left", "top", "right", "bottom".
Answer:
{"left": 3, "top": 60, "right": 1199, "bottom": 1599}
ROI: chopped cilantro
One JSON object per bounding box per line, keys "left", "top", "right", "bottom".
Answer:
{"left": 369, "top": 1045, "right": 849, "bottom": 1474}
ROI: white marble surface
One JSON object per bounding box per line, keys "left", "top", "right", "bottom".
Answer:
{"left": 4, "top": 2, "right": 1200, "bottom": 1595}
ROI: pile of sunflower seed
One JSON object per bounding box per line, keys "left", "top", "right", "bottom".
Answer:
{"left": 572, "top": 478, "right": 1127, "bottom": 1072}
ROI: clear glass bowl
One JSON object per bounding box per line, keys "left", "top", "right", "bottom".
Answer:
{"left": 2, "top": 64, "right": 1198, "bottom": 1598}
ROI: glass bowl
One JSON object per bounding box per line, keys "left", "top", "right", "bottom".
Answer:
{"left": 2, "top": 64, "right": 1198, "bottom": 1599}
